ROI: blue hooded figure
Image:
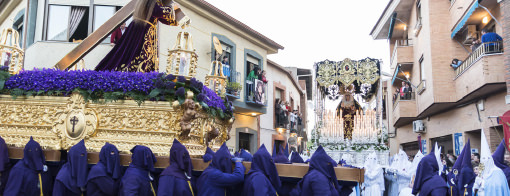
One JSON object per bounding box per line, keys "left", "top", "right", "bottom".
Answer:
{"left": 4, "top": 137, "right": 53, "bottom": 195}
{"left": 203, "top": 147, "right": 215, "bottom": 162}
{"left": 448, "top": 139, "right": 475, "bottom": 196}
{"left": 158, "top": 139, "right": 195, "bottom": 196}
{"left": 87, "top": 142, "right": 122, "bottom": 196}
{"left": 197, "top": 142, "right": 245, "bottom": 196}
{"left": 412, "top": 146, "right": 448, "bottom": 196}
{"left": 291, "top": 146, "right": 341, "bottom": 196}
{"left": 54, "top": 139, "right": 89, "bottom": 196}
{"left": 243, "top": 144, "right": 280, "bottom": 196}
{"left": 120, "top": 145, "right": 157, "bottom": 196}
{"left": 0, "top": 136, "right": 11, "bottom": 193}
{"left": 239, "top": 149, "right": 253, "bottom": 162}
{"left": 492, "top": 139, "right": 510, "bottom": 186}
{"left": 274, "top": 145, "right": 291, "bottom": 164}
{"left": 290, "top": 152, "right": 304, "bottom": 164}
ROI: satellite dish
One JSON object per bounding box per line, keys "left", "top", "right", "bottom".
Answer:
{"left": 213, "top": 36, "right": 223, "bottom": 55}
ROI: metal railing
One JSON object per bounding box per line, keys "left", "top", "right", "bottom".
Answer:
{"left": 226, "top": 71, "right": 241, "bottom": 98}
{"left": 455, "top": 41, "right": 504, "bottom": 78}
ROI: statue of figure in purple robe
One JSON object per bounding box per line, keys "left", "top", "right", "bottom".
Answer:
{"left": 158, "top": 139, "right": 195, "bottom": 196}
{"left": 4, "top": 137, "right": 53, "bottom": 195}
{"left": 203, "top": 146, "right": 215, "bottom": 162}
{"left": 94, "top": 0, "right": 179, "bottom": 72}
{"left": 243, "top": 144, "right": 280, "bottom": 196}
{"left": 492, "top": 139, "right": 510, "bottom": 186}
{"left": 290, "top": 145, "right": 342, "bottom": 196}
{"left": 412, "top": 143, "right": 448, "bottom": 196}
{"left": 87, "top": 142, "right": 122, "bottom": 196}
{"left": 53, "top": 140, "right": 89, "bottom": 196}
{"left": 197, "top": 143, "right": 245, "bottom": 196}
{"left": 0, "top": 136, "right": 11, "bottom": 194}
{"left": 119, "top": 145, "right": 157, "bottom": 196}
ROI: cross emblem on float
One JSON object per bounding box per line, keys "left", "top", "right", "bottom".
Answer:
{"left": 70, "top": 116, "right": 79, "bottom": 133}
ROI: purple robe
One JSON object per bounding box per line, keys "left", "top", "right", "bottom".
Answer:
{"left": 203, "top": 147, "right": 215, "bottom": 162}
{"left": 87, "top": 143, "right": 122, "bottom": 196}
{"left": 239, "top": 149, "right": 253, "bottom": 162}
{"left": 54, "top": 140, "right": 89, "bottom": 196}
{"left": 158, "top": 139, "right": 195, "bottom": 196}
{"left": 197, "top": 143, "right": 245, "bottom": 196}
{"left": 290, "top": 152, "right": 304, "bottom": 163}
{"left": 274, "top": 145, "right": 290, "bottom": 164}
{"left": 492, "top": 139, "right": 510, "bottom": 186}
{"left": 4, "top": 137, "right": 53, "bottom": 196}
{"left": 119, "top": 145, "right": 157, "bottom": 196}
{"left": 284, "top": 143, "right": 290, "bottom": 158}
{"left": 95, "top": 2, "right": 178, "bottom": 72}
{"left": 0, "top": 136, "right": 10, "bottom": 193}
{"left": 448, "top": 139, "right": 475, "bottom": 196}
{"left": 290, "top": 146, "right": 341, "bottom": 196}
{"left": 243, "top": 144, "right": 280, "bottom": 196}
{"left": 412, "top": 148, "right": 448, "bottom": 196}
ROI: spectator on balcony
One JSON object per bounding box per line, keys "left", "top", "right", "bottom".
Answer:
{"left": 450, "top": 58, "right": 462, "bottom": 69}
{"left": 275, "top": 99, "right": 282, "bottom": 126}
{"left": 400, "top": 82, "right": 407, "bottom": 99}
{"left": 405, "top": 83, "right": 413, "bottom": 100}
{"left": 110, "top": 23, "right": 126, "bottom": 45}
{"left": 471, "top": 39, "right": 481, "bottom": 52}
{"left": 246, "top": 66, "right": 259, "bottom": 99}
{"left": 290, "top": 110, "right": 296, "bottom": 129}
{"left": 222, "top": 56, "right": 230, "bottom": 80}
{"left": 481, "top": 29, "right": 503, "bottom": 52}
{"left": 297, "top": 112, "right": 303, "bottom": 131}
{"left": 259, "top": 70, "right": 268, "bottom": 83}
{"left": 281, "top": 101, "right": 289, "bottom": 126}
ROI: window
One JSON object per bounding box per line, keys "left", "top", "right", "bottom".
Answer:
{"left": 274, "top": 140, "right": 284, "bottom": 154}
{"left": 419, "top": 55, "right": 425, "bottom": 81}
{"left": 244, "top": 49, "right": 265, "bottom": 105}
{"left": 47, "top": 5, "right": 71, "bottom": 41}
{"left": 12, "top": 9, "right": 25, "bottom": 48}
{"left": 239, "top": 132, "right": 251, "bottom": 151}
{"left": 94, "top": 5, "right": 116, "bottom": 43}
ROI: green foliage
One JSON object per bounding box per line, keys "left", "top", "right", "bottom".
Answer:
{"left": 226, "top": 82, "right": 242, "bottom": 91}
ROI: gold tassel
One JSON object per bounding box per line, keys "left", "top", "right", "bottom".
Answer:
{"left": 187, "top": 181, "right": 194, "bottom": 196}
{"left": 38, "top": 173, "right": 43, "bottom": 196}
{"left": 150, "top": 182, "right": 156, "bottom": 196}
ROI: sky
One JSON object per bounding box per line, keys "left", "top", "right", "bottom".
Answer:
{"left": 206, "top": 0, "right": 392, "bottom": 73}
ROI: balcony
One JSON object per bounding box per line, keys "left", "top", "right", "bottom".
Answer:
{"left": 245, "top": 78, "right": 268, "bottom": 106}
{"left": 390, "top": 40, "right": 414, "bottom": 69}
{"left": 226, "top": 71, "right": 241, "bottom": 99}
{"left": 393, "top": 92, "right": 417, "bottom": 127}
{"left": 454, "top": 41, "right": 505, "bottom": 101}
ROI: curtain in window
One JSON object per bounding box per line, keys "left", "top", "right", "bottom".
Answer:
{"left": 68, "top": 6, "right": 87, "bottom": 39}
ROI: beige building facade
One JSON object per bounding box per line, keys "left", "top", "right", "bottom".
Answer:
{"left": 0, "top": 0, "right": 309, "bottom": 154}
{"left": 373, "top": 0, "right": 508, "bottom": 156}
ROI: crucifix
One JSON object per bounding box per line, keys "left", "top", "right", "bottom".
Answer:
{"left": 70, "top": 116, "right": 79, "bottom": 133}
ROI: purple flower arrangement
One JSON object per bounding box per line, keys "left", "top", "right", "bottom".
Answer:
{"left": 1, "top": 69, "right": 233, "bottom": 120}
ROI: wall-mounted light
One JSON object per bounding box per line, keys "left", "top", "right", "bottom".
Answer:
{"left": 405, "top": 73, "right": 410, "bottom": 79}
{"left": 482, "top": 16, "right": 489, "bottom": 24}
{"left": 276, "top": 126, "right": 286, "bottom": 134}
{"left": 403, "top": 25, "right": 407, "bottom": 31}
{"left": 251, "top": 113, "right": 257, "bottom": 116}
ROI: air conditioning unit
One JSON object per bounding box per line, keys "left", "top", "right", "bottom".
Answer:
{"left": 413, "top": 120, "right": 426, "bottom": 133}
{"left": 463, "top": 25, "right": 478, "bottom": 44}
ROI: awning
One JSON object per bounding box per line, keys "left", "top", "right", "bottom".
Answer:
{"left": 388, "top": 12, "right": 397, "bottom": 39}
{"left": 451, "top": 1, "right": 479, "bottom": 38}
{"left": 391, "top": 65, "right": 400, "bottom": 85}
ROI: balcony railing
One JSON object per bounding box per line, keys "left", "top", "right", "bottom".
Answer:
{"left": 455, "top": 41, "right": 504, "bottom": 78}
{"left": 245, "top": 78, "right": 268, "bottom": 106}
{"left": 226, "top": 71, "right": 241, "bottom": 99}
{"left": 393, "top": 92, "right": 416, "bottom": 110}
{"left": 390, "top": 39, "right": 413, "bottom": 68}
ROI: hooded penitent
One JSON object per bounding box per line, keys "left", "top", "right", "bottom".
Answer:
{"left": 447, "top": 139, "right": 475, "bottom": 196}
{"left": 291, "top": 146, "right": 341, "bottom": 196}
{"left": 203, "top": 147, "right": 215, "bottom": 162}
{"left": 363, "top": 152, "right": 384, "bottom": 196}
{"left": 239, "top": 149, "right": 253, "bottom": 162}
{"left": 119, "top": 145, "right": 157, "bottom": 196}
{"left": 243, "top": 144, "right": 281, "bottom": 196}
{"left": 54, "top": 140, "right": 89, "bottom": 196}
{"left": 87, "top": 142, "right": 122, "bottom": 196}
{"left": 409, "top": 151, "right": 424, "bottom": 176}
{"left": 412, "top": 143, "right": 448, "bottom": 196}
{"left": 390, "top": 150, "right": 412, "bottom": 194}
{"left": 492, "top": 139, "right": 510, "bottom": 186}
{"left": 0, "top": 136, "right": 10, "bottom": 193}
{"left": 197, "top": 142, "right": 245, "bottom": 196}
{"left": 158, "top": 139, "right": 195, "bottom": 196}
{"left": 273, "top": 145, "right": 291, "bottom": 164}
{"left": 290, "top": 152, "right": 305, "bottom": 163}
{"left": 479, "top": 129, "right": 510, "bottom": 195}
{"left": 4, "top": 137, "right": 53, "bottom": 196}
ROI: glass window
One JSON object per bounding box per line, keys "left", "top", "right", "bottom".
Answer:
{"left": 93, "top": 5, "right": 116, "bottom": 31}
{"left": 239, "top": 132, "right": 251, "bottom": 152}
{"left": 47, "top": 5, "right": 70, "bottom": 40}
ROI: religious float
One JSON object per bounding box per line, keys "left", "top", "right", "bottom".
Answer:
{"left": 0, "top": 2, "right": 364, "bottom": 183}
{"left": 311, "top": 58, "right": 390, "bottom": 167}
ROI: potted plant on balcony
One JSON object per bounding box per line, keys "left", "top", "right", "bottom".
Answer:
{"left": 226, "top": 81, "right": 242, "bottom": 96}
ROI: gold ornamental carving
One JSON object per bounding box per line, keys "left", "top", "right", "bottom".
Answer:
{"left": 53, "top": 92, "right": 98, "bottom": 150}
{"left": 316, "top": 60, "right": 337, "bottom": 87}
{"left": 337, "top": 58, "right": 357, "bottom": 86}
{"left": 357, "top": 58, "right": 380, "bottom": 85}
